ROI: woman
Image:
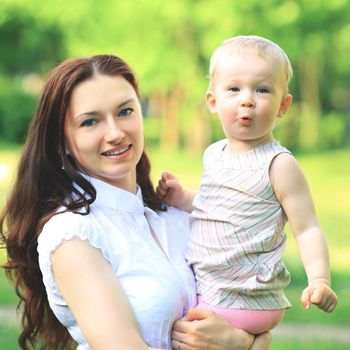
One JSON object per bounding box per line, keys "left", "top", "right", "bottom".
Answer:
{"left": 0, "top": 55, "right": 265, "bottom": 349}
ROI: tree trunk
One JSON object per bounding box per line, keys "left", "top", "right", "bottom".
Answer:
{"left": 159, "top": 89, "right": 183, "bottom": 150}
{"left": 298, "top": 57, "right": 323, "bottom": 150}
{"left": 345, "top": 80, "right": 350, "bottom": 146}
{"left": 184, "top": 103, "right": 211, "bottom": 155}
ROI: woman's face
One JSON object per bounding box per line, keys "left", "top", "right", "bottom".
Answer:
{"left": 65, "top": 74, "right": 144, "bottom": 193}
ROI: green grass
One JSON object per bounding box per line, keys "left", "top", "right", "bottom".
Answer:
{"left": 0, "top": 324, "right": 20, "bottom": 350}
{"left": 271, "top": 339, "right": 350, "bottom": 350}
{"left": 1, "top": 144, "right": 350, "bottom": 349}
{"left": 282, "top": 266, "right": 350, "bottom": 325}
{"left": 0, "top": 143, "right": 22, "bottom": 207}
{"left": 0, "top": 269, "right": 18, "bottom": 305}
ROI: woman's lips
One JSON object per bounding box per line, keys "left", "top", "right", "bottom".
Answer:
{"left": 101, "top": 144, "right": 132, "bottom": 157}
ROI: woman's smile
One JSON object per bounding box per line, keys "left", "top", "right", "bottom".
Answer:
{"left": 101, "top": 144, "right": 132, "bottom": 158}
{"left": 65, "top": 74, "right": 144, "bottom": 193}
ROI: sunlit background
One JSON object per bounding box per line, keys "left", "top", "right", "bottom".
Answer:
{"left": 0, "top": 0, "right": 349, "bottom": 349}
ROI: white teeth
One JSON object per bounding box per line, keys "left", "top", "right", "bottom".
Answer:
{"left": 103, "top": 146, "right": 130, "bottom": 156}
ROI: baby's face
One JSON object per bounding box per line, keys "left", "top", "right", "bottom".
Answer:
{"left": 207, "top": 54, "right": 292, "bottom": 151}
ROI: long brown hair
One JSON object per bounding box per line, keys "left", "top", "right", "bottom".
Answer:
{"left": 0, "top": 55, "right": 164, "bottom": 350}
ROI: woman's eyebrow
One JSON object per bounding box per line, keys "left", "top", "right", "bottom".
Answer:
{"left": 74, "top": 110, "right": 100, "bottom": 121}
{"left": 74, "top": 98, "right": 136, "bottom": 120}
{"left": 117, "top": 98, "right": 135, "bottom": 108}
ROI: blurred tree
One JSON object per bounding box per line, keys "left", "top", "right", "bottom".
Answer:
{"left": 0, "top": 2, "right": 66, "bottom": 143}
{"left": 0, "top": 0, "right": 349, "bottom": 151}
{"left": 0, "top": 76, "right": 37, "bottom": 143}
{"left": 0, "top": 7, "right": 66, "bottom": 75}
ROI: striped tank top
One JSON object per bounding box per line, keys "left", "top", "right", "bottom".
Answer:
{"left": 187, "top": 139, "right": 292, "bottom": 310}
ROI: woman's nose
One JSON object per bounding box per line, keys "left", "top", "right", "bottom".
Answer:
{"left": 104, "top": 119, "right": 124, "bottom": 143}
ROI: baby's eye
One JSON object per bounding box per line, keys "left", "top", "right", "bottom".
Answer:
{"left": 229, "top": 87, "right": 240, "bottom": 92}
{"left": 81, "top": 119, "right": 97, "bottom": 127}
{"left": 118, "top": 108, "right": 133, "bottom": 117}
{"left": 256, "top": 87, "right": 270, "bottom": 93}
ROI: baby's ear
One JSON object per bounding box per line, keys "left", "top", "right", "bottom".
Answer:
{"left": 206, "top": 90, "right": 217, "bottom": 113}
{"left": 278, "top": 94, "right": 293, "bottom": 117}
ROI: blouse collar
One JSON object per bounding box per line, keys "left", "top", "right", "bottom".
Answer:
{"left": 81, "top": 175, "right": 145, "bottom": 216}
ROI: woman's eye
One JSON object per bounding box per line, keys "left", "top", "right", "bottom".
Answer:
{"left": 257, "top": 87, "right": 270, "bottom": 93}
{"left": 229, "top": 87, "right": 240, "bottom": 92}
{"left": 81, "top": 119, "right": 97, "bottom": 127}
{"left": 118, "top": 108, "right": 133, "bottom": 117}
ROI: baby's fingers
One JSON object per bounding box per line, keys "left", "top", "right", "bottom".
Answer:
{"left": 322, "top": 297, "right": 337, "bottom": 313}
{"left": 309, "top": 288, "right": 325, "bottom": 306}
{"left": 161, "top": 171, "right": 177, "bottom": 182}
{"left": 156, "top": 179, "right": 169, "bottom": 198}
{"left": 311, "top": 290, "right": 338, "bottom": 313}
{"left": 301, "top": 287, "right": 313, "bottom": 309}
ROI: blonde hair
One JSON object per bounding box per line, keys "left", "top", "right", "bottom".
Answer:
{"left": 209, "top": 35, "right": 293, "bottom": 90}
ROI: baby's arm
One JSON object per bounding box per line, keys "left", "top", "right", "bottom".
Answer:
{"left": 270, "top": 153, "right": 338, "bottom": 313}
{"left": 156, "top": 171, "right": 197, "bottom": 213}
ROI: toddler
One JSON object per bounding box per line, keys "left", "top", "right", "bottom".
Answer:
{"left": 157, "top": 35, "right": 337, "bottom": 346}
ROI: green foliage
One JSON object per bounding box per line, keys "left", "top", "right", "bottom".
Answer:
{"left": 318, "top": 113, "right": 347, "bottom": 149}
{"left": 275, "top": 111, "right": 348, "bottom": 153}
{"left": 1, "top": 0, "right": 350, "bottom": 148}
{"left": 0, "top": 6, "right": 66, "bottom": 75}
{"left": 143, "top": 116, "right": 162, "bottom": 148}
{"left": 0, "top": 77, "right": 37, "bottom": 143}
{"left": 0, "top": 3, "right": 67, "bottom": 143}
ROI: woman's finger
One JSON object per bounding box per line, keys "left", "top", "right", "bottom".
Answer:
{"left": 171, "top": 339, "right": 191, "bottom": 350}
{"left": 172, "top": 319, "right": 191, "bottom": 333}
{"left": 171, "top": 330, "right": 189, "bottom": 343}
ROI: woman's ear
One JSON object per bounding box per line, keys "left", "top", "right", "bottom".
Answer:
{"left": 278, "top": 93, "right": 293, "bottom": 118}
{"left": 65, "top": 142, "right": 71, "bottom": 156}
{"left": 206, "top": 90, "right": 217, "bottom": 113}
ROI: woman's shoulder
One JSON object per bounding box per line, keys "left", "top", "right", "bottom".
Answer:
{"left": 40, "top": 209, "right": 93, "bottom": 238}
{"left": 37, "top": 209, "right": 107, "bottom": 260}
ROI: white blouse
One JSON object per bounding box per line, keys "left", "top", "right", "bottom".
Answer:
{"left": 37, "top": 177, "right": 196, "bottom": 350}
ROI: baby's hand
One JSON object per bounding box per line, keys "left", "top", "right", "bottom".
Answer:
{"left": 156, "top": 171, "right": 185, "bottom": 207}
{"left": 156, "top": 171, "right": 196, "bottom": 212}
{"left": 301, "top": 279, "right": 338, "bottom": 312}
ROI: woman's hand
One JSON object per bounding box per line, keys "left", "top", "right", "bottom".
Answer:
{"left": 171, "top": 308, "right": 255, "bottom": 350}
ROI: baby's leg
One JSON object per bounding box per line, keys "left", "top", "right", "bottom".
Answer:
{"left": 197, "top": 296, "right": 284, "bottom": 334}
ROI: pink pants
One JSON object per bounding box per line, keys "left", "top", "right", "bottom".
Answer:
{"left": 197, "top": 295, "right": 284, "bottom": 334}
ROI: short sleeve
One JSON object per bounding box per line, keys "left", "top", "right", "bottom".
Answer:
{"left": 37, "top": 211, "right": 112, "bottom": 308}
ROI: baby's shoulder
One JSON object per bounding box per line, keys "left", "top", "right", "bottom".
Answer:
{"left": 203, "top": 139, "right": 227, "bottom": 157}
